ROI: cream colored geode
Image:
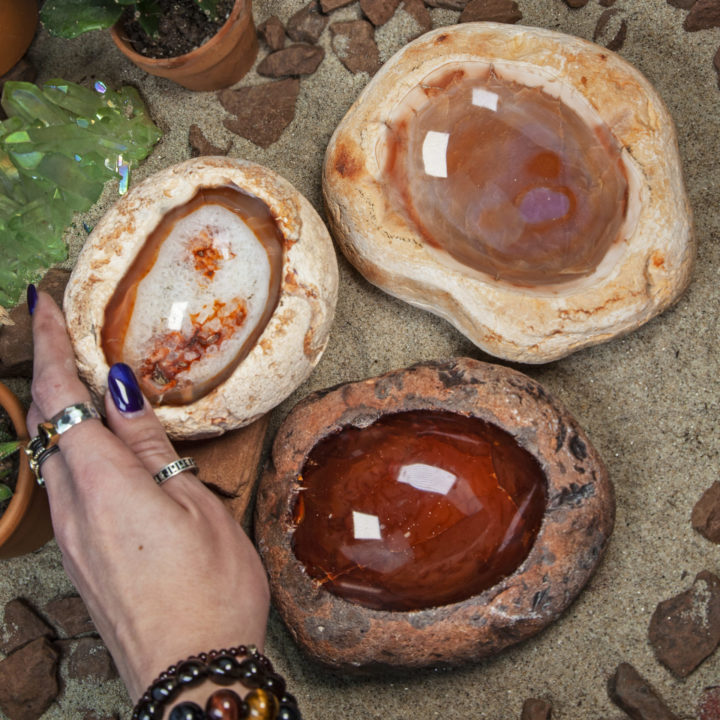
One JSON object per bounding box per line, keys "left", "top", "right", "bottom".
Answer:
{"left": 65, "top": 157, "right": 338, "bottom": 439}
{"left": 323, "top": 23, "right": 695, "bottom": 363}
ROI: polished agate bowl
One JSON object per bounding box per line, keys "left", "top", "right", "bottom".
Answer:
{"left": 65, "top": 157, "right": 338, "bottom": 439}
{"left": 256, "top": 358, "right": 614, "bottom": 670}
{"left": 323, "top": 23, "right": 695, "bottom": 363}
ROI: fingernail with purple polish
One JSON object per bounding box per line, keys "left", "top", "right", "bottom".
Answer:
{"left": 108, "top": 363, "right": 144, "bottom": 414}
{"left": 27, "top": 284, "right": 37, "bottom": 316}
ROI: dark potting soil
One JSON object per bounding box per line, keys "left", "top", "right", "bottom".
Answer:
{"left": 0, "top": 406, "right": 18, "bottom": 517}
{"left": 120, "top": 0, "right": 235, "bottom": 59}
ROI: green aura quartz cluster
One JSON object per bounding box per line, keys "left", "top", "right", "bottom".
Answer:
{"left": 0, "top": 79, "right": 161, "bottom": 307}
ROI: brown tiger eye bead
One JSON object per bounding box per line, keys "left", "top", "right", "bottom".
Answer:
{"left": 246, "top": 688, "right": 280, "bottom": 719}
{"left": 206, "top": 688, "right": 248, "bottom": 720}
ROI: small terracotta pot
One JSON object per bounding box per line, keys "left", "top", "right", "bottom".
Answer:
{"left": 110, "top": 0, "right": 258, "bottom": 91}
{"left": 0, "top": 382, "right": 53, "bottom": 559}
{"left": 0, "top": 0, "right": 38, "bottom": 76}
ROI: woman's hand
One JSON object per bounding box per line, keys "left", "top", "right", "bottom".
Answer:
{"left": 27, "top": 290, "right": 270, "bottom": 701}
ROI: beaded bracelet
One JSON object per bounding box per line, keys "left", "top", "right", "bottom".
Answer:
{"left": 132, "top": 645, "right": 302, "bottom": 720}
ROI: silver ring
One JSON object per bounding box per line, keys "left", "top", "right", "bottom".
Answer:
{"left": 37, "top": 402, "right": 101, "bottom": 449}
{"left": 25, "top": 436, "right": 62, "bottom": 487}
{"left": 153, "top": 457, "right": 198, "bottom": 486}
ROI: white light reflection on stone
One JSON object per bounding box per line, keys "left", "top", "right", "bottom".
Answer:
{"left": 167, "top": 301, "right": 189, "bottom": 330}
{"left": 352, "top": 511, "right": 382, "bottom": 540}
{"left": 422, "top": 130, "right": 449, "bottom": 178}
{"left": 397, "top": 463, "right": 456, "bottom": 495}
{"left": 472, "top": 87, "right": 499, "bottom": 111}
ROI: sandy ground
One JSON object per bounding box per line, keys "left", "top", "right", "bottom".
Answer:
{"left": 1, "top": 0, "right": 719, "bottom": 718}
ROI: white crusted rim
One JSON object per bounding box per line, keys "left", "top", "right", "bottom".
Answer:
{"left": 323, "top": 23, "right": 695, "bottom": 363}
{"left": 65, "top": 157, "right": 339, "bottom": 438}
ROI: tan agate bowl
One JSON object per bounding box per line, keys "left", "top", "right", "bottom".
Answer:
{"left": 65, "top": 157, "right": 339, "bottom": 439}
{"left": 256, "top": 358, "right": 614, "bottom": 671}
{"left": 323, "top": 23, "right": 695, "bottom": 363}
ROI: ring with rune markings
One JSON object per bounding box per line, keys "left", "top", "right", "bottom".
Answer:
{"left": 153, "top": 457, "right": 199, "bottom": 486}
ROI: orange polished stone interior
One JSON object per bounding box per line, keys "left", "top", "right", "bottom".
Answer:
{"left": 382, "top": 66, "right": 628, "bottom": 285}
{"left": 102, "top": 186, "right": 283, "bottom": 406}
{"left": 292, "top": 410, "right": 547, "bottom": 611}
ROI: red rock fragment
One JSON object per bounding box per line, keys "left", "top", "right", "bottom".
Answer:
{"left": 593, "top": 8, "right": 628, "bottom": 51}
{"left": 698, "top": 686, "right": 720, "bottom": 720}
{"left": 667, "top": 0, "right": 697, "bottom": 8}
{"left": 287, "top": 1, "right": 329, "bottom": 43}
{"left": 44, "top": 595, "right": 95, "bottom": 637}
{"left": 82, "top": 713, "right": 119, "bottom": 720}
{"left": 563, "top": 0, "right": 589, "bottom": 7}
{"left": 684, "top": 0, "right": 720, "bottom": 30}
{"left": 219, "top": 79, "right": 300, "bottom": 149}
{"left": 188, "top": 124, "right": 230, "bottom": 157}
{"left": 692, "top": 481, "right": 720, "bottom": 543}
{"left": 424, "top": 0, "right": 470, "bottom": 9}
{"left": 521, "top": 698, "right": 552, "bottom": 720}
{"left": 0, "top": 598, "right": 54, "bottom": 655}
{"left": 321, "top": 0, "right": 355, "bottom": 9}
{"left": 459, "top": 0, "right": 522, "bottom": 24}
{"left": 360, "top": 0, "right": 401, "bottom": 26}
{"left": 599, "top": 0, "right": 617, "bottom": 5}
{"left": 0, "top": 268, "right": 71, "bottom": 377}
{"left": 257, "top": 43, "right": 325, "bottom": 77}
{"left": 258, "top": 16, "right": 287, "bottom": 51}
{"left": 0, "top": 637, "right": 60, "bottom": 720}
{"left": 399, "top": 0, "right": 432, "bottom": 36}
{"left": 714, "top": 46, "right": 720, "bottom": 89}
{"left": 67, "top": 636, "right": 118, "bottom": 681}
{"left": 608, "top": 663, "right": 680, "bottom": 720}
{"left": 648, "top": 571, "right": 720, "bottom": 678}
{"left": 330, "top": 20, "right": 381, "bottom": 75}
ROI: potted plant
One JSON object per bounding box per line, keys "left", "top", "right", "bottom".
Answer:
{"left": 40, "top": 0, "right": 258, "bottom": 91}
{"left": 0, "top": 0, "right": 38, "bottom": 76}
{"left": 0, "top": 381, "right": 53, "bottom": 559}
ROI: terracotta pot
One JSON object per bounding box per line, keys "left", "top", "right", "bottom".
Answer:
{"left": 110, "top": 0, "right": 258, "bottom": 91}
{"left": 0, "top": 382, "right": 53, "bottom": 559}
{"left": 0, "top": 0, "right": 38, "bottom": 76}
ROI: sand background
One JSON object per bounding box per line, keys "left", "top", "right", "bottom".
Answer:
{"left": 1, "top": 0, "right": 719, "bottom": 717}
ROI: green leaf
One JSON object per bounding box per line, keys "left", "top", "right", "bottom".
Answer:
{"left": 195, "top": 0, "right": 220, "bottom": 20}
{"left": 40, "top": 0, "right": 123, "bottom": 39}
{"left": 0, "top": 484, "right": 12, "bottom": 502}
{"left": 0, "top": 441, "right": 20, "bottom": 461}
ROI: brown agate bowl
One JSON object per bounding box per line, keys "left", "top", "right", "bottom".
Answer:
{"left": 256, "top": 358, "right": 614, "bottom": 671}
{"left": 323, "top": 23, "right": 695, "bottom": 363}
{"left": 65, "top": 157, "right": 338, "bottom": 439}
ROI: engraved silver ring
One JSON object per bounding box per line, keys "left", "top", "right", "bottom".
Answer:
{"left": 153, "top": 457, "right": 199, "bottom": 486}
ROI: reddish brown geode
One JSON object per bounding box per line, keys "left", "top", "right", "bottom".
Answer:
{"left": 255, "top": 358, "right": 614, "bottom": 671}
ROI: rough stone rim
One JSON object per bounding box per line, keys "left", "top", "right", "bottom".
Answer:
{"left": 256, "top": 358, "right": 615, "bottom": 671}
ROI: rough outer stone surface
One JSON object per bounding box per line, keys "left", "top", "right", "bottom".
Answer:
{"left": 0, "top": 598, "right": 54, "bottom": 655}
{"left": 219, "top": 79, "right": 300, "bottom": 149}
{"left": 459, "top": 0, "right": 523, "bottom": 23}
{"left": 258, "top": 16, "right": 286, "bottom": 51}
{"left": 257, "top": 44, "right": 325, "bottom": 77}
{"left": 44, "top": 595, "right": 95, "bottom": 637}
{"left": 321, "top": 0, "right": 354, "bottom": 9}
{"left": 67, "top": 636, "right": 118, "bottom": 681}
{"left": 330, "top": 20, "right": 381, "bottom": 75}
{"left": 360, "top": 0, "right": 401, "bottom": 26}
{"left": 287, "top": 2, "right": 329, "bottom": 44}
{"left": 398, "top": 0, "right": 432, "bottom": 35}
{"left": 593, "top": 8, "right": 628, "bottom": 51}
{"left": 648, "top": 571, "right": 720, "bottom": 677}
{"left": 692, "top": 481, "right": 720, "bottom": 543}
{"left": 521, "top": 698, "right": 553, "bottom": 720}
{"left": 684, "top": 0, "right": 720, "bottom": 30}
{"left": 698, "top": 686, "right": 720, "bottom": 720}
{"left": 0, "top": 637, "right": 60, "bottom": 720}
{"left": 0, "top": 268, "right": 71, "bottom": 377}
{"left": 608, "top": 663, "right": 680, "bottom": 720}
{"left": 188, "top": 124, "right": 230, "bottom": 157}
{"left": 255, "top": 358, "right": 614, "bottom": 671}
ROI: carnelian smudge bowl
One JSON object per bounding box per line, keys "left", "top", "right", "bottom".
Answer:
{"left": 256, "top": 358, "right": 614, "bottom": 671}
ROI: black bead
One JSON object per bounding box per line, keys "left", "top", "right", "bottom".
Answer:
{"left": 169, "top": 701, "right": 206, "bottom": 720}
{"left": 177, "top": 659, "right": 209, "bottom": 687}
{"left": 135, "top": 699, "right": 164, "bottom": 720}
{"left": 277, "top": 705, "right": 302, "bottom": 720}
{"left": 279, "top": 693, "right": 298, "bottom": 709}
{"left": 150, "top": 675, "right": 180, "bottom": 702}
{"left": 207, "top": 653, "right": 241, "bottom": 685}
{"left": 236, "top": 658, "right": 266, "bottom": 688}
{"left": 262, "top": 672, "right": 287, "bottom": 698}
